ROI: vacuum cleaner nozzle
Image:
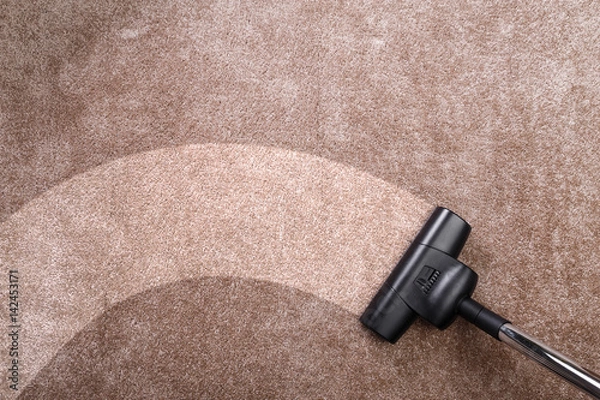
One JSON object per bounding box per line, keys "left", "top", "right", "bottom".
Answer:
{"left": 360, "top": 207, "right": 507, "bottom": 343}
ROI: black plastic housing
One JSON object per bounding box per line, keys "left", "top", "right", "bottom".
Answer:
{"left": 360, "top": 207, "right": 478, "bottom": 343}
{"left": 457, "top": 297, "right": 508, "bottom": 339}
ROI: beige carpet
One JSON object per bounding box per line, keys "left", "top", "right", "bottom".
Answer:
{"left": 1, "top": 1, "right": 600, "bottom": 399}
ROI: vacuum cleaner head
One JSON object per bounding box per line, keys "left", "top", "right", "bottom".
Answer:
{"left": 360, "top": 207, "right": 506, "bottom": 343}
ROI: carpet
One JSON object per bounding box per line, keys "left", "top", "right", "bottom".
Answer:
{"left": 1, "top": 1, "right": 599, "bottom": 398}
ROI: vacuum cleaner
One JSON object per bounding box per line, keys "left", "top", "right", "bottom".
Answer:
{"left": 360, "top": 207, "right": 600, "bottom": 398}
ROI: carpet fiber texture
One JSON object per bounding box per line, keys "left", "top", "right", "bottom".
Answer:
{"left": 1, "top": 1, "right": 600, "bottom": 399}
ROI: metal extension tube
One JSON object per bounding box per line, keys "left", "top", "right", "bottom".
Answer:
{"left": 499, "top": 324, "right": 600, "bottom": 399}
